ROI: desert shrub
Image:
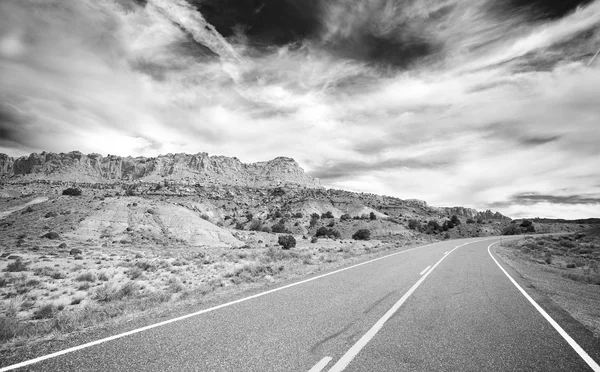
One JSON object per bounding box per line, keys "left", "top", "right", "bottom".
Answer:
{"left": 294, "top": 212, "right": 303, "bottom": 218}
{"left": 502, "top": 224, "right": 522, "bottom": 235}
{"left": 98, "top": 272, "right": 109, "bottom": 281}
{"left": 427, "top": 220, "right": 441, "bottom": 233}
{"left": 466, "top": 218, "right": 475, "bottom": 224}
{"left": 520, "top": 220, "right": 535, "bottom": 233}
{"left": 369, "top": 212, "right": 377, "bottom": 221}
{"left": 62, "top": 187, "right": 82, "bottom": 196}
{"left": 340, "top": 214, "right": 351, "bottom": 221}
{"left": 75, "top": 272, "right": 96, "bottom": 282}
{"left": 271, "top": 223, "right": 290, "bottom": 234}
{"left": 126, "top": 267, "right": 144, "bottom": 280}
{"left": 443, "top": 220, "right": 455, "bottom": 230}
{"left": 352, "top": 229, "right": 371, "bottom": 240}
{"left": 310, "top": 213, "right": 320, "bottom": 220}
{"left": 321, "top": 211, "right": 334, "bottom": 219}
{"left": 278, "top": 235, "right": 296, "bottom": 250}
{"left": 44, "top": 211, "right": 57, "bottom": 218}
{"left": 273, "top": 210, "right": 282, "bottom": 218}
{"left": 261, "top": 226, "right": 272, "bottom": 233}
{"left": 316, "top": 227, "right": 341, "bottom": 239}
{"left": 147, "top": 209, "right": 156, "bottom": 215}
{"left": 327, "top": 221, "right": 335, "bottom": 227}
{"left": 33, "top": 304, "right": 56, "bottom": 319}
{"left": 477, "top": 219, "right": 483, "bottom": 224}
{"left": 450, "top": 215, "right": 461, "bottom": 225}
{"left": 246, "top": 212, "right": 254, "bottom": 221}
{"left": 235, "top": 222, "right": 245, "bottom": 230}
{"left": 311, "top": 237, "right": 318, "bottom": 243}
{"left": 249, "top": 219, "right": 263, "bottom": 231}
{"left": 408, "top": 219, "right": 420, "bottom": 230}
{"left": 5, "top": 259, "right": 28, "bottom": 272}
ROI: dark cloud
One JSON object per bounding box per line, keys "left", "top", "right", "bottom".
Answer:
{"left": 310, "top": 158, "right": 454, "bottom": 181}
{"left": 188, "top": 0, "right": 323, "bottom": 47}
{"left": 324, "top": 32, "right": 437, "bottom": 69}
{"left": 492, "top": 192, "right": 600, "bottom": 207}
{"left": 0, "top": 104, "right": 32, "bottom": 144}
{"left": 483, "top": 122, "right": 562, "bottom": 147}
{"left": 495, "top": 0, "right": 594, "bottom": 21}
{"left": 519, "top": 135, "right": 561, "bottom": 145}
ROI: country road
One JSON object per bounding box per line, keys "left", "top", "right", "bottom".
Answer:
{"left": 2, "top": 237, "right": 600, "bottom": 371}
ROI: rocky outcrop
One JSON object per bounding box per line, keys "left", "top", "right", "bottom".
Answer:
{"left": 440, "top": 206, "right": 510, "bottom": 220}
{"left": 0, "top": 151, "right": 321, "bottom": 189}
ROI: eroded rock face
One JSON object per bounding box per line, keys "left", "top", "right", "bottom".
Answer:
{"left": 0, "top": 151, "right": 321, "bottom": 188}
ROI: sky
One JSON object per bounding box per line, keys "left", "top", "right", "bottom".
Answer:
{"left": 0, "top": 0, "right": 599, "bottom": 219}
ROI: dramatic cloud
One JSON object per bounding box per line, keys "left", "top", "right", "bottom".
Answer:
{"left": 1, "top": 0, "right": 599, "bottom": 218}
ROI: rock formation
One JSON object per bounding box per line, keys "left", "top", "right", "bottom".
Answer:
{"left": 0, "top": 151, "right": 321, "bottom": 189}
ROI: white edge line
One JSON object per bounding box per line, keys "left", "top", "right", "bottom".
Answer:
{"left": 419, "top": 265, "right": 431, "bottom": 275}
{"left": 327, "top": 240, "right": 479, "bottom": 372}
{"left": 0, "top": 240, "right": 462, "bottom": 371}
{"left": 443, "top": 251, "right": 449, "bottom": 255}
{"left": 487, "top": 242, "right": 600, "bottom": 372}
{"left": 308, "top": 357, "right": 333, "bottom": 372}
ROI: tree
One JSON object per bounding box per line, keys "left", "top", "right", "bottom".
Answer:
{"left": 352, "top": 229, "right": 371, "bottom": 240}
{"left": 321, "top": 211, "right": 334, "bottom": 219}
{"left": 369, "top": 212, "right": 377, "bottom": 221}
{"left": 340, "top": 214, "right": 351, "bottom": 221}
{"left": 271, "top": 223, "right": 290, "bottom": 234}
{"left": 520, "top": 220, "right": 535, "bottom": 233}
{"left": 278, "top": 235, "right": 296, "bottom": 249}
{"left": 408, "top": 219, "right": 420, "bottom": 230}
{"left": 450, "top": 215, "right": 461, "bottom": 225}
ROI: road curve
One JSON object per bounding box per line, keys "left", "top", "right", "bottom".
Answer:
{"left": 2, "top": 237, "right": 600, "bottom": 371}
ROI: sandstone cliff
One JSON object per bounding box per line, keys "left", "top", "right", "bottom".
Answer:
{"left": 0, "top": 151, "right": 321, "bottom": 189}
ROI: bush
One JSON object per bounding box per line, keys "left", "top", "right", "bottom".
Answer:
{"left": 294, "top": 212, "right": 303, "bottom": 218}
{"left": 466, "top": 218, "right": 475, "bottom": 224}
{"left": 5, "top": 259, "right": 28, "bottom": 272}
{"left": 369, "top": 212, "right": 377, "bottom": 221}
{"left": 316, "top": 227, "right": 341, "bottom": 239}
{"left": 450, "top": 215, "right": 461, "bottom": 225}
{"left": 33, "top": 304, "right": 56, "bottom": 319}
{"left": 408, "top": 219, "right": 420, "bottom": 230}
{"left": 75, "top": 272, "right": 96, "bottom": 282}
{"left": 62, "top": 187, "right": 82, "bottom": 196}
{"left": 271, "top": 223, "right": 290, "bottom": 234}
{"left": 340, "top": 214, "right": 351, "bottom": 221}
{"left": 249, "top": 219, "right": 263, "bottom": 231}
{"left": 321, "top": 211, "right": 334, "bottom": 219}
{"left": 520, "top": 220, "right": 535, "bottom": 233}
{"left": 352, "top": 229, "right": 371, "bottom": 240}
{"left": 502, "top": 224, "right": 522, "bottom": 235}
{"left": 310, "top": 237, "right": 318, "bottom": 243}
{"left": 278, "top": 235, "right": 296, "bottom": 249}
{"left": 310, "top": 213, "right": 320, "bottom": 220}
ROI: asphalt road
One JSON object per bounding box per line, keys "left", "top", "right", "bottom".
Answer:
{"left": 3, "top": 237, "right": 600, "bottom": 371}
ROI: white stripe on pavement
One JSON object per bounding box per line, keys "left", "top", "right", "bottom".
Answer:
{"left": 488, "top": 242, "right": 600, "bottom": 372}
{"left": 419, "top": 265, "right": 431, "bottom": 275}
{"left": 327, "top": 241, "right": 477, "bottom": 372}
{"left": 308, "top": 357, "right": 333, "bottom": 372}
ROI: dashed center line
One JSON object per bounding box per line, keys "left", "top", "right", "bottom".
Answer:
{"left": 308, "top": 357, "right": 332, "bottom": 372}
{"left": 327, "top": 240, "right": 478, "bottom": 372}
{"left": 419, "top": 265, "right": 431, "bottom": 275}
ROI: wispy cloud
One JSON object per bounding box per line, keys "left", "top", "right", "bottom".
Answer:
{"left": 0, "top": 0, "right": 599, "bottom": 218}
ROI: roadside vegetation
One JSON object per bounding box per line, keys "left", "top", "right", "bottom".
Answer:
{"left": 0, "top": 232, "right": 428, "bottom": 352}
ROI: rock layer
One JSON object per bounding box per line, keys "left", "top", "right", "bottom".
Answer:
{"left": 0, "top": 151, "right": 321, "bottom": 188}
